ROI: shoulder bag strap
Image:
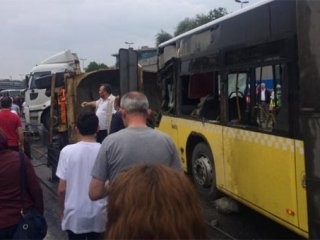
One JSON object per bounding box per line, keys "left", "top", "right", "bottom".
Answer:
{"left": 19, "top": 150, "right": 26, "bottom": 216}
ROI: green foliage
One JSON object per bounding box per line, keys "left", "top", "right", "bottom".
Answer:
{"left": 155, "top": 30, "right": 173, "bottom": 46}
{"left": 174, "top": 18, "right": 198, "bottom": 37}
{"left": 85, "top": 61, "right": 108, "bottom": 72}
{"left": 174, "top": 7, "right": 228, "bottom": 36}
{"left": 208, "top": 8, "right": 228, "bottom": 21}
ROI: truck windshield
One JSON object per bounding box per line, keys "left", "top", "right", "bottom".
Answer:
{"left": 30, "top": 71, "right": 51, "bottom": 89}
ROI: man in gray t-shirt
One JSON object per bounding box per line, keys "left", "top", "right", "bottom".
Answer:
{"left": 89, "top": 91, "right": 181, "bottom": 200}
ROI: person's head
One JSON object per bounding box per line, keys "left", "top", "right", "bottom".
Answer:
{"left": 106, "top": 164, "right": 208, "bottom": 239}
{"left": 0, "top": 96, "right": 12, "bottom": 109}
{"left": 76, "top": 112, "right": 99, "bottom": 136}
{"left": 261, "top": 83, "right": 266, "bottom": 90}
{"left": 99, "top": 84, "right": 112, "bottom": 99}
{"left": 120, "top": 91, "right": 149, "bottom": 115}
{"left": 120, "top": 92, "right": 149, "bottom": 126}
{"left": 13, "top": 96, "right": 19, "bottom": 104}
{"left": 0, "top": 128, "right": 8, "bottom": 151}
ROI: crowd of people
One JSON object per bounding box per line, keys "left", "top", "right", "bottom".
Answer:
{"left": 0, "top": 86, "right": 207, "bottom": 240}
{"left": 0, "top": 94, "right": 24, "bottom": 117}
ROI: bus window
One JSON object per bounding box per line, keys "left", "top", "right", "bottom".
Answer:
{"left": 254, "top": 64, "right": 285, "bottom": 131}
{"left": 227, "top": 73, "right": 248, "bottom": 123}
{"left": 181, "top": 72, "right": 220, "bottom": 121}
{"left": 161, "top": 74, "right": 176, "bottom": 114}
{"left": 272, "top": 64, "right": 282, "bottom": 109}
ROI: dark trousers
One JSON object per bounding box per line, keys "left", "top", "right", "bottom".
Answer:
{"left": 67, "top": 230, "right": 103, "bottom": 240}
{"left": 96, "top": 130, "right": 108, "bottom": 143}
{"left": 8, "top": 146, "right": 19, "bottom": 152}
{"left": 0, "top": 224, "right": 18, "bottom": 240}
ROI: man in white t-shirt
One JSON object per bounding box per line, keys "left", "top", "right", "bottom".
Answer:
{"left": 56, "top": 113, "right": 106, "bottom": 239}
{"left": 81, "top": 84, "right": 115, "bottom": 143}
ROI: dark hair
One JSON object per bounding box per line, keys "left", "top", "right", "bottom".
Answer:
{"left": 0, "top": 128, "right": 8, "bottom": 150}
{"left": 1, "top": 96, "right": 12, "bottom": 108}
{"left": 106, "top": 164, "right": 208, "bottom": 239}
{"left": 101, "top": 84, "right": 112, "bottom": 94}
{"left": 76, "top": 112, "right": 98, "bottom": 136}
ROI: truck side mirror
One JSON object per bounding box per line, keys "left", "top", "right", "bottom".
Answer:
{"left": 25, "top": 75, "right": 29, "bottom": 88}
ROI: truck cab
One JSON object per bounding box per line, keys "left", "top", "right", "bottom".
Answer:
{"left": 24, "top": 50, "right": 80, "bottom": 129}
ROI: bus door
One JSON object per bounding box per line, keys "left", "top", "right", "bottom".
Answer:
{"left": 223, "top": 69, "right": 251, "bottom": 194}
{"left": 223, "top": 64, "right": 304, "bottom": 229}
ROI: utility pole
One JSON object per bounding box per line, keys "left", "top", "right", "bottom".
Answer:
{"left": 80, "top": 58, "right": 87, "bottom": 71}
{"left": 125, "top": 41, "right": 134, "bottom": 49}
{"left": 235, "top": 0, "right": 249, "bottom": 8}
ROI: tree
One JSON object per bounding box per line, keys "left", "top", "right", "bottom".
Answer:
{"left": 174, "top": 17, "right": 198, "bottom": 36}
{"left": 85, "top": 61, "right": 108, "bottom": 72}
{"left": 207, "top": 8, "right": 228, "bottom": 21}
{"left": 155, "top": 30, "right": 173, "bottom": 46}
{"left": 174, "top": 7, "right": 228, "bottom": 36}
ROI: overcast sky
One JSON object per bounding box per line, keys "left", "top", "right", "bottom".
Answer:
{"left": 0, "top": 0, "right": 262, "bottom": 80}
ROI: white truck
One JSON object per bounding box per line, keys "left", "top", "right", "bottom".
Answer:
{"left": 24, "top": 50, "right": 81, "bottom": 129}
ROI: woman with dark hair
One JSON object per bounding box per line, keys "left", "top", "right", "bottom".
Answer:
{"left": 106, "top": 164, "right": 208, "bottom": 239}
{"left": 0, "top": 128, "right": 44, "bottom": 239}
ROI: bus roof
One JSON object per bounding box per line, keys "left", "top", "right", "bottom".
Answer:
{"left": 159, "top": 0, "right": 275, "bottom": 48}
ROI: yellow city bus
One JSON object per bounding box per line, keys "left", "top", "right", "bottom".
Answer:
{"left": 156, "top": 0, "right": 319, "bottom": 237}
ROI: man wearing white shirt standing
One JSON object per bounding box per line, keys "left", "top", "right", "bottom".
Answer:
{"left": 81, "top": 84, "right": 115, "bottom": 143}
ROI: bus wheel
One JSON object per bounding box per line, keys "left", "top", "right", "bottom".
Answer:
{"left": 191, "top": 142, "right": 218, "bottom": 201}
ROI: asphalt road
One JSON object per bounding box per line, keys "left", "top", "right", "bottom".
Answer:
{"left": 30, "top": 140, "right": 67, "bottom": 240}
{"left": 29, "top": 133, "right": 302, "bottom": 240}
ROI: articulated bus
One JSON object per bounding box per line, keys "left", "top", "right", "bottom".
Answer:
{"left": 157, "top": 0, "right": 320, "bottom": 238}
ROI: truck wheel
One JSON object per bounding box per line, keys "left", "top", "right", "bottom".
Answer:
{"left": 191, "top": 142, "right": 219, "bottom": 201}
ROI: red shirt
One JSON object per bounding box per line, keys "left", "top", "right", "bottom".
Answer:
{"left": 0, "top": 150, "right": 44, "bottom": 228}
{"left": 0, "top": 109, "right": 22, "bottom": 147}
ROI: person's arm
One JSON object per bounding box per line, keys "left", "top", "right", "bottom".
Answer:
{"left": 25, "top": 155, "right": 44, "bottom": 213}
{"left": 81, "top": 101, "right": 96, "bottom": 108}
{"left": 17, "top": 127, "right": 24, "bottom": 150}
{"left": 56, "top": 148, "right": 68, "bottom": 218}
{"left": 89, "top": 177, "right": 109, "bottom": 200}
{"left": 57, "top": 180, "right": 66, "bottom": 219}
{"left": 89, "top": 142, "right": 110, "bottom": 200}
{"left": 16, "top": 117, "right": 24, "bottom": 149}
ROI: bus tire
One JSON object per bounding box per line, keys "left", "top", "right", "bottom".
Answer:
{"left": 191, "top": 142, "right": 219, "bottom": 201}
